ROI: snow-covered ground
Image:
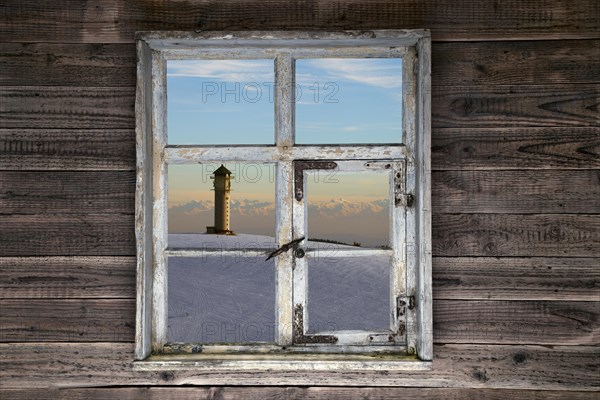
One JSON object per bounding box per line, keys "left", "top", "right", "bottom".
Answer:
{"left": 168, "top": 233, "right": 390, "bottom": 343}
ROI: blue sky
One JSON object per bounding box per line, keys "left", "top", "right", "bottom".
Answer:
{"left": 167, "top": 58, "right": 403, "bottom": 144}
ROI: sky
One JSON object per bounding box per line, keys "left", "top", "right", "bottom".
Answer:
{"left": 166, "top": 58, "right": 402, "bottom": 247}
{"left": 167, "top": 58, "right": 403, "bottom": 144}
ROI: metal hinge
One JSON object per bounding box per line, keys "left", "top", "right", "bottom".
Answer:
{"left": 397, "top": 295, "right": 416, "bottom": 336}
{"left": 293, "top": 304, "right": 338, "bottom": 344}
{"left": 397, "top": 295, "right": 416, "bottom": 318}
{"left": 395, "top": 193, "right": 415, "bottom": 208}
{"left": 294, "top": 161, "right": 338, "bottom": 201}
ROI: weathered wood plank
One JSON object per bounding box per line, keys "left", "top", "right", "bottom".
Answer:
{"left": 2, "top": 127, "right": 596, "bottom": 171}
{"left": 0, "top": 343, "right": 597, "bottom": 389}
{"left": 432, "top": 170, "right": 600, "bottom": 214}
{"left": 432, "top": 127, "right": 600, "bottom": 170}
{"left": 0, "top": 129, "right": 135, "bottom": 171}
{"left": 432, "top": 214, "right": 600, "bottom": 257}
{"left": 2, "top": 256, "right": 596, "bottom": 302}
{"left": 0, "top": 43, "right": 135, "bottom": 87}
{"left": 3, "top": 40, "right": 598, "bottom": 88}
{"left": 433, "top": 85, "right": 600, "bottom": 128}
{"left": 1, "top": 298, "right": 595, "bottom": 345}
{"left": 0, "top": 214, "right": 135, "bottom": 256}
{"left": 0, "top": 299, "right": 134, "bottom": 342}
{"left": 2, "top": 387, "right": 597, "bottom": 400}
{"left": 0, "top": 257, "right": 135, "bottom": 299}
{"left": 433, "top": 300, "right": 599, "bottom": 345}
{"left": 0, "top": 86, "right": 134, "bottom": 129}
{"left": 2, "top": 85, "right": 596, "bottom": 131}
{"left": 433, "top": 257, "right": 600, "bottom": 301}
{"left": 0, "top": 171, "right": 135, "bottom": 214}
{"left": 0, "top": 0, "right": 598, "bottom": 43}
{"left": 0, "top": 214, "right": 596, "bottom": 257}
{"left": 433, "top": 40, "right": 600, "bottom": 86}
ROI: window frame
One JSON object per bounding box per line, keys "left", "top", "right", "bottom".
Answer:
{"left": 134, "top": 30, "right": 432, "bottom": 371}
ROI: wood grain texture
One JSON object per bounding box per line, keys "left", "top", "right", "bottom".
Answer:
{"left": 2, "top": 387, "right": 598, "bottom": 400}
{"left": 0, "top": 299, "right": 134, "bottom": 342}
{"left": 0, "top": 298, "right": 595, "bottom": 345}
{"left": 0, "top": 0, "right": 598, "bottom": 43}
{"left": 0, "top": 43, "right": 135, "bottom": 87}
{"left": 0, "top": 257, "right": 135, "bottom": 299}
{"left": 432, "top": 214, "right": 600, "bottom": 257}
{"left": 3, "top": 127, "right": 597, "bottom": 171}
{"left": 0, "top": 171, "right": 135, "bottom": 214}
{"left": 0, "top": 129, "right": 135, "bottom": 170}
{"left": 0, "top": 214, "right": 135, "bottom": 256}
{"left": 432, "top": 127, "right": 600, "bottom": 170}
{"left": 2, "top": 40, "right": 598, "bottom": 88}
{"left": 433, "top": 39, "right": 600, "bottom": 86}
{"left": 2, "top": 256, "right": 597, "bottom": 301}
{"left": 433, "top": 300, "right": 599, "bottom": 345}
{"left": 433, "top": 85, "right": 600, "bottom": 128}
{"left": 432, "top": 170, "right": 600, "bottom": 214}
{"left": 2, "top": 256, "right": 596, "bottom": 301}
{"left": 0, "top": 86, "right": 134, "bottom": 129}
{"left": 2, "top": 84, "right": 597, "bottom": 131}
{"left": 433, "top": 257, "right": 600, "bottom": 301}
{"left": 0, "top": 214, "right": 596, "bottom": 257}
{"left": 0, "top": 343, "right": 597, "bottom": 389}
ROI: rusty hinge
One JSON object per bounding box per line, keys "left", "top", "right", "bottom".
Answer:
{"left": 396, "top": 295, "right": 416, "bottom": 317}
{"left": 294, "top": 161, "right": 338, "bottom": 201}
{"left": 396, "top": 295, "right": 415, "bottom": 336}
{"left": 395, "top": 193, "right": 415, "bottom": 208}
{"left": 293, "top": 304, "right": 338, "bottom": 344}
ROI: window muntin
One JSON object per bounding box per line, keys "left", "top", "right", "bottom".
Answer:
{"left": 135, "top": 31, "right": 432, "bottom": 368}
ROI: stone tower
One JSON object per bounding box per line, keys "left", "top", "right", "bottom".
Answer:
{"left": 206, "top": 164, "right": 234, "bottom": 235}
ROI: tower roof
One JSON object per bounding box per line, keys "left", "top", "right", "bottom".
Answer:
{"left": 213, "top": 164, "right": 232, "bottom": 176}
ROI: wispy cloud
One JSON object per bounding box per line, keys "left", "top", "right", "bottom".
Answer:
{"left": 297, "top": 59, "right": 402, "bottom": 88}
{"left": 168, "top": 60, "right": 273, "bottom": 82}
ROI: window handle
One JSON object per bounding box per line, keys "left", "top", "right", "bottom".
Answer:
{"left": 265, "top": 237, "right": 305, "bottom": 261}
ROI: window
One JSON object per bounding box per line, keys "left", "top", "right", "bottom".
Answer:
{"left": 135, "top": 31, "right": 432, "bottom": 370}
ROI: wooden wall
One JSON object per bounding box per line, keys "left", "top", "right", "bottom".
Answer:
{"left": 1, "top": 1, "right": 599, "bottom": 398}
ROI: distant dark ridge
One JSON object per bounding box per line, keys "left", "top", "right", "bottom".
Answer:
{"left": 310, "top": 238, "right": 359, "bottom": 247}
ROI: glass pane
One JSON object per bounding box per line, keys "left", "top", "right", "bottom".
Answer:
{"left": 168, "top": 255, "right": 276, "bottom": 343}
{"left": 307, "top": 254, "right": 391, "bottom": 332}
{"left": 306, "top": 171, "right": 390, "bottom": 249}
{"left": 167, "top": 59, "right": 274, "bottom": 144}
{"left": 168, "top": 162, "right": 276, "bottom": 248}
{"left": 296, "top": 58, "right": 402, "bottom": 144}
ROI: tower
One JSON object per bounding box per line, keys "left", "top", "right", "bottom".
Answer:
{"left": 206, "top": 164, "right": 234, "bottom": 235}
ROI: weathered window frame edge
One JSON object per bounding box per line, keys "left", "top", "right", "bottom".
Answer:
{"left": 134, "top": 30, "right": 432, "bottom": 371}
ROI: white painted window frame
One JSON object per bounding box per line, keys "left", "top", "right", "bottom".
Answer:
{"left": 134, "top": 30, "right": 432, "bottom": 371}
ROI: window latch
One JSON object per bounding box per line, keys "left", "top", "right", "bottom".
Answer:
{"left": 265, "top": 237, "right": 305, "bottom": 261}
